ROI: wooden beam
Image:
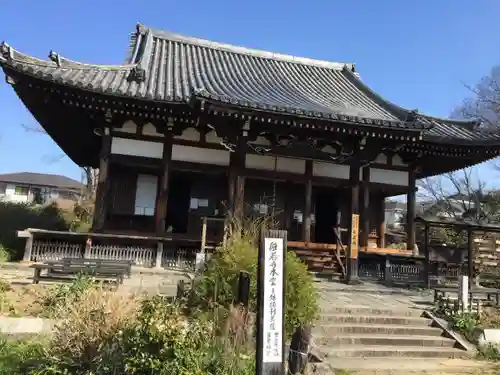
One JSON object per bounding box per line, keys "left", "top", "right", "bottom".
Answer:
{"left": 92, "top": 127, "right": 112, "bottom": 232}
{"left": 155, "top": 132, "right": 173, "bottom": 235}
{"left": 302, "top": 160, "right": 313, "bottom": 242}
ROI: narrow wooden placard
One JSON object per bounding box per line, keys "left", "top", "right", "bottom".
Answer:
{"left": 256, "top": 229, "right": 287, "bottom": 375}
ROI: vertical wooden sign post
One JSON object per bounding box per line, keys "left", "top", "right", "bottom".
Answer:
{"left": 346, "top": 213, "right": 360, "bottom": 284}
{"left": 256, "top": 229, "right": 287, "bottom": 375}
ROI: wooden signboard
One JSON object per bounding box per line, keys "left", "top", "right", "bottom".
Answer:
{"left": 350, "top": 214, "right": 360, "bottom": 259}
{"left": 256, "top": 229, "right": 287, "bottom": 375}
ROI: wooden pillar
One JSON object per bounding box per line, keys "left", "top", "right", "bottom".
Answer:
{"left": 228, "top": 154, "right": 236, "bottom": 215}
{"left": 346, "top": 162, "right": 361, "bottom": 284}
{"left": 155, "top": 132, "right": 173, "bottom": 235}
{"left": 424, "top": 222, "right": 430, "bottom": 288}
{"left": 378, "top": 197, "right": 386, "bottom": 248}
{"left": 228, "top": 147, "right": 246, "bottom": 220}
{"left": 406, "top": 167, "right": 417, "bottom": 255}
{"left": 302, "top": 160, "right": 313, "bottom": 242}
{"left": 361, "top": 167, "right": 370, "bottom": 248}
{"left": 92, "top": 127, "right": 111, "bottom": 232}
{"left": 467, "top": 228, "right": 474, "bottom": 289}
{"left": 234, "top": 174, "right": 245, "bottom": 219}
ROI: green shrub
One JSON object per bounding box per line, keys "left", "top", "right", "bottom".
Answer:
{"left": 0, "top": 202, "right": 71, "bottom": 260}
{"left": 0, "top": 336, "right": 47, "bottom": 375}
{"left": 477, "top": 343, "right": 500, "bottom": 361}
{"left": 450, "top": 312, "right": 479, "bottom": 342}
{"left": 189, "top": 224, "right": 319, "bottom": 337}
{"left": 107, "top": 297, "right": 255, "bottom": 375}
{"left": 35, "top": 295, "right": 254, "bottom": 375}
{"left": 41, "top": 274, "right": 95, "bottom": 317}
{"left": 0, "top": 246, "right": 9, "bottom": 263}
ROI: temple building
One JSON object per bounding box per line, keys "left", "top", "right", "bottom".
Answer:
{"left": 2, "top": 24, "right": 500, "bottom": 280}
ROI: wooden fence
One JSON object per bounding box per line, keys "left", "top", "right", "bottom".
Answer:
{"left": 19, "top": 229, "right": 201, "bottom": 270}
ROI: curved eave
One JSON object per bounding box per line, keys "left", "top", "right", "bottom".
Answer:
{"left": 0, "top": 63, "right": 187, "bottom": 107}
{"left": 0, "top": 41, "right": 184, "bottom": 104}
{"left": 342, "top": 67, "right": 480, "bottom": 132}
{"left": 195, "top": 89, "right": 426, "bottom": 131}
{"left": 423, "top": 135, "right": 500, "bottom": 147}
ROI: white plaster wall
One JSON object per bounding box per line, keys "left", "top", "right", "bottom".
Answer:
{"left": 172, "top": 145, "right": 230, "bottom": 166}
{"left": 134, "top": 174, "right": 158, "bottom": 216}
{"left": 276, "top": 157, "right": 306, "bottom": 174}
{"left": 253, "top": 136, "right": 272, "bottom": 146}
{"left": 205, "top": 130, "right": 224, "bottom": 144}
{"left": 174, "top": 128, "right": 200, "bottom": 142}
{"left": 312, "top": 161, "right": 350, "bottom": 179}
{"left": 114, "top": 120, "right": 137, "bottom": 134}
{"left": 374, "top": 153, "right": 387, "bottom": 164}
{"left": 1, "top": 184, "right": 30, "bottom": 203}
{"left": 245, "top": 155, "right": 305, "bottom": 174}
{"left": 142, "top": 122, "right": 164, "bottom": 137}
{"left": 111, "top": 137, "right": 164, "bottom": 159}
{"left": 370, "top": 168, "right": 409, "bottom": 186}
{"left": 392, "top": 154, "right": 407, "bottom": 166}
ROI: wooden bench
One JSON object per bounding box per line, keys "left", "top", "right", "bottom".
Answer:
{"left": 46, "top": 258, "right": 133, "bottom": 278}
{"left": 31, "top": 259, "right": 132, "bottom": 285}
{"left": 433, "top": 286, "right": 500, "bottom": 306}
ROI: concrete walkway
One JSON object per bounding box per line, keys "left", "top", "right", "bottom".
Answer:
{"left": 316, "top": 279, "right": 434, "bottom": 311}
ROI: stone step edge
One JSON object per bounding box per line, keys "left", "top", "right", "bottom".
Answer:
{"left": 313, "top": 333, "right": 454, "bottom": 341}
{"left": 320, "top": 307, "right": 425, "bottom": 316}
{"left": 312, "top": 358, "right": 488, "bottom": 374}
{"left": 314, "top": 323, "right": 442, "bottom": 330}
{"left": 315, "top": 344, "right": 468, "bottom": 353}
{"left": 316, "top": 357, "right": 484, "bottom": 368}
{"left": 319, "top": 313, "right": 432, "bottom": 321}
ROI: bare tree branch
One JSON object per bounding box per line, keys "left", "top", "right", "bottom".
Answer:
{"left": 417, "top": 167, "right": 499, "bottom": 223}
{"left": 20, "top": 122, "right": 98, "bottom": 199}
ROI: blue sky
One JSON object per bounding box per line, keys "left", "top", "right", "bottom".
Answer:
{"left": 0, "top": 0, "right": 499, "bottom": 184}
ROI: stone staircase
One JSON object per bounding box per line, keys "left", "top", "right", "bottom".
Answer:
{"left": 311, "top": 306, "right": 487, "bottom": 374}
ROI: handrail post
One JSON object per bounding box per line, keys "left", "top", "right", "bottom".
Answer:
{"left": 155, "top": 241, "right": 164, "bottom": 269}
{"left": 201, "top": 216, "right": 207, "bottom": 253}
{"left": 22, "top": 232, "right": 33, "bottom": 262}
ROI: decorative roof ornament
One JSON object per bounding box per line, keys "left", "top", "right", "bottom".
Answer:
{"left": 48, "top": 50, "right": 61, "bottom": 67}
{"left": 136, "top": 23, "right": 146, "bottom": 35}
{"left": 471, "top": 119, "right": 483, "bottom": 130}
{"left": 128, "top": 66, "right": 146, "bottom": 82}
{"left": 405, "top": 109, "right": 419, "bottom": 123}
{"left": 104, "top": 108, "right": 113, "bottom": 123}
{"left": 0, "top": 41, "right": 12, "bottom": 60}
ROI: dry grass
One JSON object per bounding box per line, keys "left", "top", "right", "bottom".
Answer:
{"left": 221, "top": 305, "right": 254, "bottom": 352}
{"left": 480, "top": 306, "right": 500, "bottom": 329}
{"left": 50, "top": 286, "right": 142, "bottom": 366}
{"left": 0, "top": 281, "right": 47, "bottom": 317}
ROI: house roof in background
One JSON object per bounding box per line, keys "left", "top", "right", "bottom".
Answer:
{"left": 0, "top": 172, "right": 84, "bottom": 190}
{"left": 385, "top": 201, "right": 407, "bottom": 210}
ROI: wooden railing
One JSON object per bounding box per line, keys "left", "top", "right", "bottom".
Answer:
{"left": 17, "top": 216, "right": 227, "bottom": 270}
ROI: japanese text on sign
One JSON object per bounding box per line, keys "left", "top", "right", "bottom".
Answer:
{"left": 262, "top": 238, "right": 284, "bottom": 363}
{"left": 350, "top": 214, "right": 359, "bottom": 259}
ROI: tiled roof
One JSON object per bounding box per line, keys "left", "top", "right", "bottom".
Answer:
{"left": 1, "top": 23, "right": 499, "bottom": 144}
{"left": 0, "top": 172, "right": 84, "bottom": 190}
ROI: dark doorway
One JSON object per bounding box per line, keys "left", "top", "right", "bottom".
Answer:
{"left": 166, "top": 171, "right": 192, "bottom": 233}
{"left": 314, "top": 189, "right": 338, "bottom": 244}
